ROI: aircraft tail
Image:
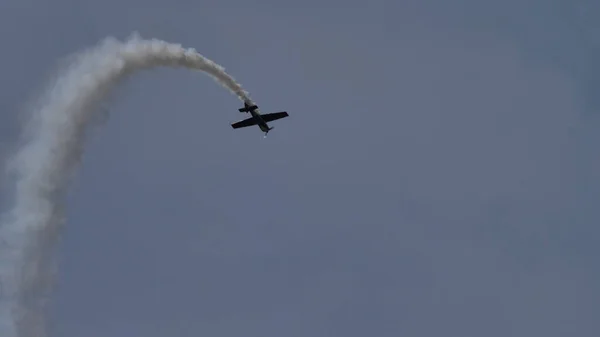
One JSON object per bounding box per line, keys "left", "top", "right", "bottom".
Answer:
{"left": 238, "top": 103, "right": 257, "bottom": 112}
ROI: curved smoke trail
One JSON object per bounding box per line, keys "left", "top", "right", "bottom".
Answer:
{"left": 0, "top": 32, "right": 253, "bottom": 337}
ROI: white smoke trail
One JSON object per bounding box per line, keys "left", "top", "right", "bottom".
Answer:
{"left": 0, "top": 32, "right": 254, "bottom": 337}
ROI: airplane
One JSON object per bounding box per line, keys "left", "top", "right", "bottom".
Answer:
{"left": 231, "top": 102, "right": 289, "bottom": 136}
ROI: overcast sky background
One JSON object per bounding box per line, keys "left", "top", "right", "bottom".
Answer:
{"left": 0, "top": 0, "right": 599, "bottom": 336}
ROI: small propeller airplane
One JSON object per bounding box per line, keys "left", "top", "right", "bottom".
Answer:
{"left": 231, "top": 102, "right": 289, "bottom": 136}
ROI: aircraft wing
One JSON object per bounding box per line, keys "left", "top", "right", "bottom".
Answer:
{"left": 261, "top": 111, "right": 289, "bottom": 122}
{"left": 231, "top": 116, "right": 258, "bottom": 129}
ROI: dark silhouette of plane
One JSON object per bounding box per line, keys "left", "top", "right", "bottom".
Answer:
{"left": 231, "top": 102, "right": 289, "bottom": 136}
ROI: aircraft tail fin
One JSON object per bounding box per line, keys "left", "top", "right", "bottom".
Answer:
{"left": 238, "top": 104, "right": 258, "bottom": 112}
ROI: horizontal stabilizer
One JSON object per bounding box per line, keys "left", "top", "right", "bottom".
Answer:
{"left": 231, "top": 116, "right": 258, "bottom": 129}
{"left": 261, "top": 111, "right": 289, "bottom": 122}
{"left": 238, "top": 104, "right": 258, "bottom": 112}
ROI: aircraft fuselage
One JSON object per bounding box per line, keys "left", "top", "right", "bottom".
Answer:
{"left": 249, "top": 109, "right": 273, "bottom": 133}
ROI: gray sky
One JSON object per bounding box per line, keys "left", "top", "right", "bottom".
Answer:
{"left": 1, "top": 0, "right": 599, "bottom": 336}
